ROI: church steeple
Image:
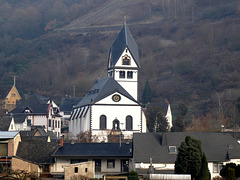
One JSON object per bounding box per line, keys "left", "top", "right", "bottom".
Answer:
{"left": 107, "top": 22, "right": 140, "bottom": 100}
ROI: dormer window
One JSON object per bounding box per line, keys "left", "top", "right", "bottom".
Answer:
{"left": 24, "top": 109, "right": 30, "bottom": 113}
{"left": 122, "top": 55, "right": 131, "bottom": 65}
{"left": 169, "top": 146, "right": 177, "bottom": 154}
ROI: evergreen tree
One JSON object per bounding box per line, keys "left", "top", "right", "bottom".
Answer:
{"left": 175, "top": 136, "right": 203, "bottom": 179}
{"left": 171, "top": 115, "right": 184, "bottom": 132}
{"left": 141, "top": 80, "right": 152, "bottom": 105}
{"left": 198, "top": 153, "right": 210, "bottom": 180}
{"left": 128, "top": 170, "right": 139, "bottom": 180}
{"left": 220, "top": 163, "right": 240, "bottom": 179}
{"left": 146, "top": 105, "right": 168, "bottom": 132}
{"left": 227, "top": 168, "right": 235, "bottom": 180}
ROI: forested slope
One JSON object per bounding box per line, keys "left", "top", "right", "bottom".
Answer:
{"left": 1, "top": 0, "right": 240, "bottom": 128}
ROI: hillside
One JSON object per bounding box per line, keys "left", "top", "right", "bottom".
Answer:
{"left": 1, "top": 0, "right": 240, "bottom": 128}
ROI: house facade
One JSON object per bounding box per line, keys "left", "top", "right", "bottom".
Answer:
{"left": 69, "top": 23, "right": 147, "bottom": 140}
{"left": 51, "top": 142, "right": 133, "bottom": 179}
{"left": 10, "top": 94, "right": 61, "bottom": 138}
{"left": 8, "top": 114, "right": 31, "bottom": 131}
{"left": 133, "top": 132, "right": 240, "bottom": 179}
{"left": 0, "top": 131, "right": 21, "bottom": 170}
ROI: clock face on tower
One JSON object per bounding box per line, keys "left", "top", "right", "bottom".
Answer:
{"left": 112, "top": 94, "right": 121, "bottom": 102}
{"left": 122, "top": 54, "right": 131, "bottom": 65}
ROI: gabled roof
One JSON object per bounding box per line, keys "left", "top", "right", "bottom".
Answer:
{"left": 52, "top": 142, "right": 132, "bottom": 157}
{"left": 10, "top": 94, "right": 49, "bottom": 114}
{"left": 60, "top": 97, "right": 82, "bottom": 111}
{"left": 108, "top": 23, "right": 140, "bottom": 69}
{"left": 0, "top": 116, "right": 11, "bottom": 131}
{"left": 75, "top": 77, "right": 138, "bottom": 108}
{"left": 16, "top": 136, "right": 59, "bottom": 164}
{"left": 133, "top": 132, "right": 240, "bottom": 164}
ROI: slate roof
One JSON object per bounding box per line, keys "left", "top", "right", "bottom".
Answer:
{"left": 60, "top": 97, "right": 82, "bottom": 111}
{"left": 133, "top": 132, "right": 240, "bottom": 164}
{"left": 52, "top": 142, "right": 132, "bottom": 158}
{"left": 20, "top": 126, "right": 58, "bottom": 140}
{"left": 16, "top": 136, "right": 59, "bottom": 164}
{"left": 0, "top": 116, "right": 11, "bottom": 131}
{"left": 75, "top": 77, "right": 138, "bottom": 108}
{"left": 10, "top": 94, "right": 49, "bottom": 114}
{"left": 12, "top": 114, "right": 27, "bottom": 124}
{"left": 108, "top": 23, "right": 140, "bottom": 69}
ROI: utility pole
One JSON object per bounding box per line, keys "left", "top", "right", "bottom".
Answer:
{"left": 73, "top": 86, "right": 76, "bottom": 97}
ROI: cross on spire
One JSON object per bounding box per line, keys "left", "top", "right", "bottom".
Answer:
{"left": 13, "top": 76, "right": 18, "bottom": 86}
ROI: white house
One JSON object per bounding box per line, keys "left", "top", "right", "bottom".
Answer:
{"left": 8, "top": 114, "right": 31, "bottom": 131}
{"left": 51, "top": 142, "right": 133, "bottom": 179}
{"left": 69, "top": 23, "right": 147, "bottom": 140}
{"left": 10, "top": 94, "right": 61, "bottom": 138}
{"left": 133, "top": 132, "right": 240, "bottom": 179}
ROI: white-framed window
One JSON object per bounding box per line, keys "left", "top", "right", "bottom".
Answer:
{"left": 107, "top": 159, "right": 115, "bottom": 168}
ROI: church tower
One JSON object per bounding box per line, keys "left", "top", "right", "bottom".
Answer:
{"left": 107, "top": 22, "right": 140, "bottom": 100}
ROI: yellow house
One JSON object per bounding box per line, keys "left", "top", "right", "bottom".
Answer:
{"left": 0, "top": 83, "right": 21, "bottom": 112}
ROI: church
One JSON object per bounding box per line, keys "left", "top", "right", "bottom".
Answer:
{"left": 69, "top": 22, "right": 148, "bottom": 140}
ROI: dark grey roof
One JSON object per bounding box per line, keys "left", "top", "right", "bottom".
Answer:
{"left": 10, "top": 94, "right": 49, "bottom": 114}
{"left": 12, "top": 114, "right": 27, "bottom": 124}
{"left": 108, "top": 23, "right": 140, "bottom": 69}
{"left": 133, "top": 132, "right": 240, "bottom": 164}
{"left": 20, "top": 126, "right": 58, "bottom": 140}
{"left": 75, "top": 77, "right": 138, "bottom": 108}
{"left": 0, "top": 116, "right": 11, "bottom": 131}
{"left": 52, "top": 143, "right": 132, "bottom": 158}
{"left": 60, "top": 97, "right": 82, "bottom": 111}
{"left": 16, "top": 136, "right": 59, "bottom": 164}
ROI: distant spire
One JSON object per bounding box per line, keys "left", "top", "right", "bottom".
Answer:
{"left": 124, "top": 16, "right": 127, "bottom": 25}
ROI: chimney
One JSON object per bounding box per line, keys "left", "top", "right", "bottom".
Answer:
{"left": 60, "top": 137, "right": 63, "bottom": 147}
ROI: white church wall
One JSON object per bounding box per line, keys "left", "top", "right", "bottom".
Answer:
{"left": 91, "top": 105, "right": 142, "bottom": 131}
{"left": 117, "top": 81, "right": 138, "bottom": 100}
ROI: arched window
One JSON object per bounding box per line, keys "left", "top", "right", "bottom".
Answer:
{"left": 126, "top": 116, "right": 133, "bottom": 130}
{"left": 100, "top": 115, "right": 107, "bottom": 130}
{"left": 113, "top": 119, "right": 120, "bottom": 130}
{"left": 122, "top": 55, "right": 131, "bottom": 65}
